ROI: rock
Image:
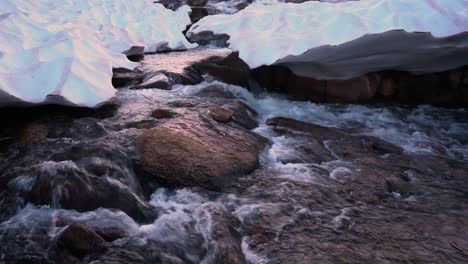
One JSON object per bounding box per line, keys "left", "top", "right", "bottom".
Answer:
{"left": 167, "top": 100, "right": 196, "bottom": 108}
{"left": 134, "top": 72, "right": 170, "bottom": 90}
{"left": 112, "top": 68, "right": 144, "bottom": 88}
{"left": 266, "top": 117, "right": 346, "bottom": 141}
{"left": 125, "top": 120, "right": 157, "bottom": 130}
{"left": 123, "top": 46, "right": 145, "bottom": 62}
{"left": 186, "top": 30, "right": 230, "bottom": 47}
{"left": 190, "top": 7, "right": 209, "bottom": 23}
{"left": 136, "top": 116, "right": 266, "bottom": 191}
{"left": 326, "top": 75, "right": 378, "bottom": 103}
{"left": 195, "top": 84, "right": 236, "bottom": 99}
{"left": 209, "top": 107, "right": 233, "bottom": 123}
{"left": 197, "top": 204, "right": 246, "bottom": 264}
{"left": 188, "top": 0, "right": 208, "bottom": 6}
{"left": 56, "top": 223, "right": 110, "bottom": 258}
{"left": 151, "top": 109, "right": 178, "bottom": 119}
{"left": 225, "top": 101, "right": 258, "bottom": 130}
{"left": 194, "top": 53, "right": 252, "bottom": 88}
{"left": 379, "top": 78, "right": 396, "bottom": 98}
{"left": 17, "top": 123, "right": 48, "bottom": 145}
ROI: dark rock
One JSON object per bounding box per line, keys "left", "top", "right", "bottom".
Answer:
{"left": 194, "top": 53, "right": 252, "bottom": 88}
{"left": 195, "top": 84, "right": 236, "bottom": 99}
{"left": 55, "top": 223, "right": 110, "bottom": 258}
{"left": 186, "top": 30, "right": 230, "bottom": 47}
{"left": 112, "top": 68, "right": 144, "bottom": 88}
{"left": 134, "top": 72, "right": 170, "bottom": 90}
{"left": 136, "top": 116, "right": 266, "bottom": 191}
{"left": 188, "top": 0, "right": 208, "bottom": 6}
{"left": 225, "top": 101, "right": 258, "bottom": 130}
{"left": 190, "top": 7, "right": 209, "bottom": 23}
{"left": 17, "top": 123, "right": 48, "bottom": 145}
{"left": 123, "top": 46, "right": 145, "bottom": 62}
{"left": 151, "top": 109, "right": 178, "bottom": 119}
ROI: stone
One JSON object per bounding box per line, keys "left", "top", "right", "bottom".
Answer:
{"left": 17, "top": 123, "right": 48, "bottom": 145}
{"left": 209, "top": 107, "right": 234, "bottom": 123}
{"left": 56, "top": 223, "right": 110, "bottom": 258}
{"left": 112, "top": 68, "right": 144, "bottom": 88}
{"left": 136, "top": 117, "right": 266, "bottom": 191}
{"left": 134, "top": 72, "right": 170, "bottom": 90}
{"left": 151, "top": 109, "right": 178, "bottom": 119}
{"left": 188, "top": 0, "right": 208, "bottom": 6}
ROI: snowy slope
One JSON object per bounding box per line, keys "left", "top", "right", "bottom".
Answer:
{"left": 0, "top": 0, "right": 196, "bottom": 107}
{"left": 188, "top": 0, "right": 468, "bottom": 79}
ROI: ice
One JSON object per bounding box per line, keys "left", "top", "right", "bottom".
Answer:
{"left": 188, "top": 0, "right": 468, "bottom": 79}
{"left": 0, "top": 0, "right": 196, "bottom": 107}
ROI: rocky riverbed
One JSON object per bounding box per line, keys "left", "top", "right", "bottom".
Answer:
{"left": 0, "top": 48, "right": 467, "bottom": 263}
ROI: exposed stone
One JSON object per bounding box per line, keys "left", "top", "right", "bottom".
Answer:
{"left": 209, "top": 107, "right": 234, "bottom": 123}
{"left": 167, "top": 100, "right": 196, "bottom": 108}
{"left": 195, "top": 84, "right": 236, "bottom": 99}
{"left": 112, "top": 68, "right": 144, "bottom": 88}
{"left": 151, "top": 109, "right": 178, "bottom": 119}
{"left": 136, "top": 116, "right": 266, "bottom": 191}
{"left": 190, "top": 7, "right": 209, "bottom": 23}
{"left": 134, "top": 72, "right": 170, "bottom": 90}
{"left": 188, "top": 0, "right": 208, "bottom": 6}
{"left": 56, "top": 223, "right": 110, "bottom": 258}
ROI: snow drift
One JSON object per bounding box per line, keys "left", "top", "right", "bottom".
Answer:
{"left": 0, "top": 0, "right": 196, "bottom": 107}
{"left": 188, "top": 0, "right": 468, "bottom": 80}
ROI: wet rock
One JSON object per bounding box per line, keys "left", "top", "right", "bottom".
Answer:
{"left": 186, "top": 30, "right": 230, "bottom": 47}
{"left": 266, "top": 117, "right": 347, "bottom": 141}
{"left": 253, "top": 64, "right": 468, "bottom": 106}
{"left": 195, "top": 84, "right": 236, "bottom": 99}
{"left": 55, "top": 223, "right": 110, "bottom": 258}
{"left": 194, "top": 53, "right": 252, "bottom": 88}
{"left": 151, "top": 108, "right": 178, "bottom": 119}
{"left": 209, "top": 107, "right": 233, "bottom": 123}
{"left": 125, "top": 120, "right": 158, "bottom": 130}
{"left": 112, "top": 68, "right": 144, "bottom": 88}
{"left": 188, "top": 0, "right": 207, "bottom": 6}
{"left": 225, "top": 101, "right": 258, "bottom": 130}
{"left": 190, "top": 7, "right": 209, "bottom": 23}
{"left": 123, "top": 46, "right": 145, "bottom": 62}
{"left": 136, "top": 116, "right": 266, "bottom": 191}
{"left": 134, "top": 72, "right": 170, "bottom": 90}
{"left": 167, "top": 100, "right": 196, "bottom": 108}
{"left": 17, "top": 123, "right": 48, "bottom": 145}
{"left": 197, "top": 204, "right": 246, "bottom": 264}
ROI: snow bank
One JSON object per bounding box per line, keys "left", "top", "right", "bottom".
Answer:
{"left": 188, "top": 0, "right": 468, "bottom": 79}
{"left": 0, "top": 0, "right": 196, "bottom": 107}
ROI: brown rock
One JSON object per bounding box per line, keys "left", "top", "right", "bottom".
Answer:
{"left": 209, "top": 107, "right": 234, "bottom": 123}
{"left": 17, "top": 123, "right": 48, "bottom": 145}
{"left": 56, "top": 223, "right": 110, "bottom": 258}
{"left": 151, "top": 109, "right": 178, "bottom": 119}
{"left": 379, "top": 78, "right": 396, "bottom": 97}
{"left": 136, "top": 117, "right": 266, "bottom": 190}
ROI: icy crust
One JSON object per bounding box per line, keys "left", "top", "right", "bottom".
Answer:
{"left": 0, "top": 0, "right": 196, "bottom": 107}
{"left": 188, "top": 0, "right": 468, "bottom": 79}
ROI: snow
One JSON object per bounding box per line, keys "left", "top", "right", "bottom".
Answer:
{"left": 0, "top": 0, "right": 196, "bottom": 107}
{"left": 188, "top": 0, "right": 468, "bottom": 79}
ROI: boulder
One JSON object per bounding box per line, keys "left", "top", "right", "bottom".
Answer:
{"left": 136, "top": 117, "right": 266, "bottom": 190}
{"left": 151, "top": 109, "right": 178, "bottom": 119}
{"left": 134, "top": 72, "right": 170, "bottom": 90}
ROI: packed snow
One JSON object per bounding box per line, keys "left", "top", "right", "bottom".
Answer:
{"left": 188, "top": 0, "right": 468, "bottom": 79}
{"left": 0, "top": 0, "right": 196, "bottom": 107}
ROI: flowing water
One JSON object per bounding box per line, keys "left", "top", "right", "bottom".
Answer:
{"left": 0, "top": 50, "right": 467, "bottom": 263}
